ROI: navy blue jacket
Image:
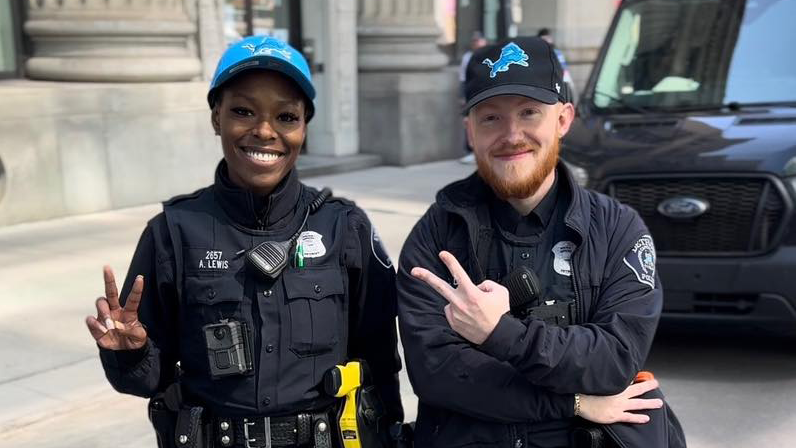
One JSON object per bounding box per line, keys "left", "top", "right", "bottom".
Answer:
{"left": 397, "top": 163, "right": 668, "bottom": 447}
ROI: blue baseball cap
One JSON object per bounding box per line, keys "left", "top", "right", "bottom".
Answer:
{"left": 208, "top": 35, "right": 316, "bottom": 120}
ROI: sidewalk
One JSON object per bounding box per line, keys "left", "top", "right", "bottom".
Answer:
{"left": 0, "top": 159, "right": 473, "bottom": 446}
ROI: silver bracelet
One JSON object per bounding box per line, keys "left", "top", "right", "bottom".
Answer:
{"left": 574, "top": 393, "right": 581, "bottom": 416}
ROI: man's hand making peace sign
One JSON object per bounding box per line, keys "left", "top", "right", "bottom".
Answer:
{"left": 85, "top": 266, "right": 147, "bottom": 351}
{"left": 411, "top": 250, "right": 664, "bottom": 425}
{"left": 411, "top": 250, "right": 510, "bottom": 345}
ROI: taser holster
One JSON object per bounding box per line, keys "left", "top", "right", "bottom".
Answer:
{"left": 148, "top": 382, "right": 206, "bottom": 448}
{"left": 324, "top": 361, "right": 391, "bottom": 448}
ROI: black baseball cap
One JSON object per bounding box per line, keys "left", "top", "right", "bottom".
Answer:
{"left": 463, "top": 36, "right": 570, "bottom": 114}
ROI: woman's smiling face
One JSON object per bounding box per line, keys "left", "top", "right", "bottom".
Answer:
{"left": 212, "top": 70, "right": 308, "bottom": 196}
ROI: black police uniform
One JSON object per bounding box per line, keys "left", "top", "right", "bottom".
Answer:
{"left": 486, "top": 171, "right": 576, "bottom": 309}
{"left": 99, "top": 161, "right": 403, "bottom": 446}
{"left": 397, "top": 163, "right": 684, "bottom": 448}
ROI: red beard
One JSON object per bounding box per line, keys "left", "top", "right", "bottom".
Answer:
{"left": 476, "top": 139, "right": 560, "bottom": 200}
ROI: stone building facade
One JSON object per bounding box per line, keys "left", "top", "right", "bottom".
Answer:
{"left": 0, "top": 0, "right": 614, "bottom": 226}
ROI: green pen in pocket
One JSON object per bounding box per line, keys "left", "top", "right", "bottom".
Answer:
{"left": 295, "top": 241, "right": 305, "bottom": 268}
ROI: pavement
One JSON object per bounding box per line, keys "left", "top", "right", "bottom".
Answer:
{"left": 2, "top": 158, "right": 796, "bottom": 447}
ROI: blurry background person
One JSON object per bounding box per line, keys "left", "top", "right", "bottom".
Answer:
{"left": 538, "top": 28, "right": 577, "bottom": 102}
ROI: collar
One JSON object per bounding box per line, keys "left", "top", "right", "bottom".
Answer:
{"left": 490, "top": 172, "right": 559, "bottom": 235}
{"left": 213, "top": 160, "right": 302, "bottom": 229}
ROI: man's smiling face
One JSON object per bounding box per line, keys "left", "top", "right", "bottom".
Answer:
{"left": 466, "top": 95, "right": 573, "bottom": 199}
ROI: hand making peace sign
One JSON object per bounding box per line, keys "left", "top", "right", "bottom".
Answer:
{"left": 411, "top": 250, "right": 511, "bottom": 345}
{"left": 85, "top": 266, "right": 147, "bottom": 351}
{"left": 411, "top": 251, "right": 665, "bottom": 424}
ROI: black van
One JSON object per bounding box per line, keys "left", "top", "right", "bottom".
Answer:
{"left": 562, "top": 0, "right": 796, "bottom": 332}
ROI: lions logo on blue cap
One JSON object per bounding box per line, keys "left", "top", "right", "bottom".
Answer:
{"left": 241, "top": 37, "right": 292, "bottom": 60}
{"left": 482, "top": 42, "right": 529, "bottom": 78}
{"left": 207, "top": 35, "right": 317, "bottom": 117}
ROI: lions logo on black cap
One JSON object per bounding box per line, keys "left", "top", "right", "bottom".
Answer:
{"left": 481, "top": 42, "right": 529, "bottom": 78}
{"left": 463, "top": 36, "right": 568, "bottom": 112}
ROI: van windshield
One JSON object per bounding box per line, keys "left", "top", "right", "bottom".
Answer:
{"left": 592, "top": 0, "right": 796, "bottom": 111}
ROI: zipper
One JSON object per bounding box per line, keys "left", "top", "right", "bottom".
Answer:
{"left": 570, "top": 246, "right": 583, "bottom": 324}
{"left": 508, "top": 424, "right": 523, "bottom": 448}
{"left": 251, "top": 278, "right": 263, "bottom": 411}
{"left": 565, "top": 220, "right": 585, "bottom": 324}
{"left": 249, "top": 192, "right": 274, "bottom": 231}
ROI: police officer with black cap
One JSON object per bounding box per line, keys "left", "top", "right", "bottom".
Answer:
{"left": 397, "top": 36, "right": 685, "bottom": 447}
{"left": 86, "top": 35, "right": 403, "bottom": 448}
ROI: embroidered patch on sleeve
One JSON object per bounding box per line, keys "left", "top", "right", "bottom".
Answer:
{"left": 623, "top": 234, "right": 656, "bottom": 289}
{"left": 371, "top": 226, "right": 393, "bottom": 269}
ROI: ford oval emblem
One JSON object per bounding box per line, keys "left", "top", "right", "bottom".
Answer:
{"left": 657, "top": 197, "right": 710, "bottom": 219}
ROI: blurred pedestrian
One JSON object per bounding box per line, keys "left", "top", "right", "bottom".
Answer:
{"left": 538, "top": 28, "right": 577, "bottom": 102}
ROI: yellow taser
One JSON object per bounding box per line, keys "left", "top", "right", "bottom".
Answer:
{"left": 324, "top": 361, "right": 363, "bottom": 448}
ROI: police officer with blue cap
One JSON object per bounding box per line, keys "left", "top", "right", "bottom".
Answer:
{"left": 86, "top": 36, "right": 404, "bottom": 448}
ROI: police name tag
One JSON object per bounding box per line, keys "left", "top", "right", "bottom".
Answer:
{"left": 298, "top": 231, "right": 326, "bottom": 258}
{"left": 199, "top": 250, "right": 230, "bottom": 270}
{"left": 623, "top": 234, "right": 656, "bottom": 288}
{"left": 186, "top": 248, "right": 230, "bottom": 274}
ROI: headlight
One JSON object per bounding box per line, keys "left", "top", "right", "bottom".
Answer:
{"left": 561, "top": 159, "right": 590, "bottom": 188}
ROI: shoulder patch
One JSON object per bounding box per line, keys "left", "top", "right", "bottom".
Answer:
{"left": 623, "top": 234, "right": 656, "bottom": 289}
{"left": 371, "top": 226, "right": 392, "bottom": 269}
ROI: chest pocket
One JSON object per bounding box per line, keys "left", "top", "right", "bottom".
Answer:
{"left": 181, "top": 246, "right": 246, "bottom": 306}
{"left": 180, "top": 273, "right": 246, "bottom": 375}
{"left": 282, "top": 267, "right": 345, "bottom": 358}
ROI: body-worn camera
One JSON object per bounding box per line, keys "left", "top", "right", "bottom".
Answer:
{"left": 501, "top": 266, "right": 575, "bottom": 327}
{"left": 202, "top": 319, "right": 253, "bottom": 379}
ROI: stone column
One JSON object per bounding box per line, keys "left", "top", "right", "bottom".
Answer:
{"left": 357, "top": 0, "right": 461, "bottom": 165}
{"left": 358, "top": 0, "right": 448, "bottom": 71}
{"left": 195, "top": 0, "right": 227, "bottom": 81}
{"left": 302, "top": 0, "right": 360, "bottom": 157}
{"left": 24, "top": 0, "right": 202, "bottom": 82}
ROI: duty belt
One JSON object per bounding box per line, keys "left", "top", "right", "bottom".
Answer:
{"left": 214, "top": 411, "right": 333, "bottom": 448}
